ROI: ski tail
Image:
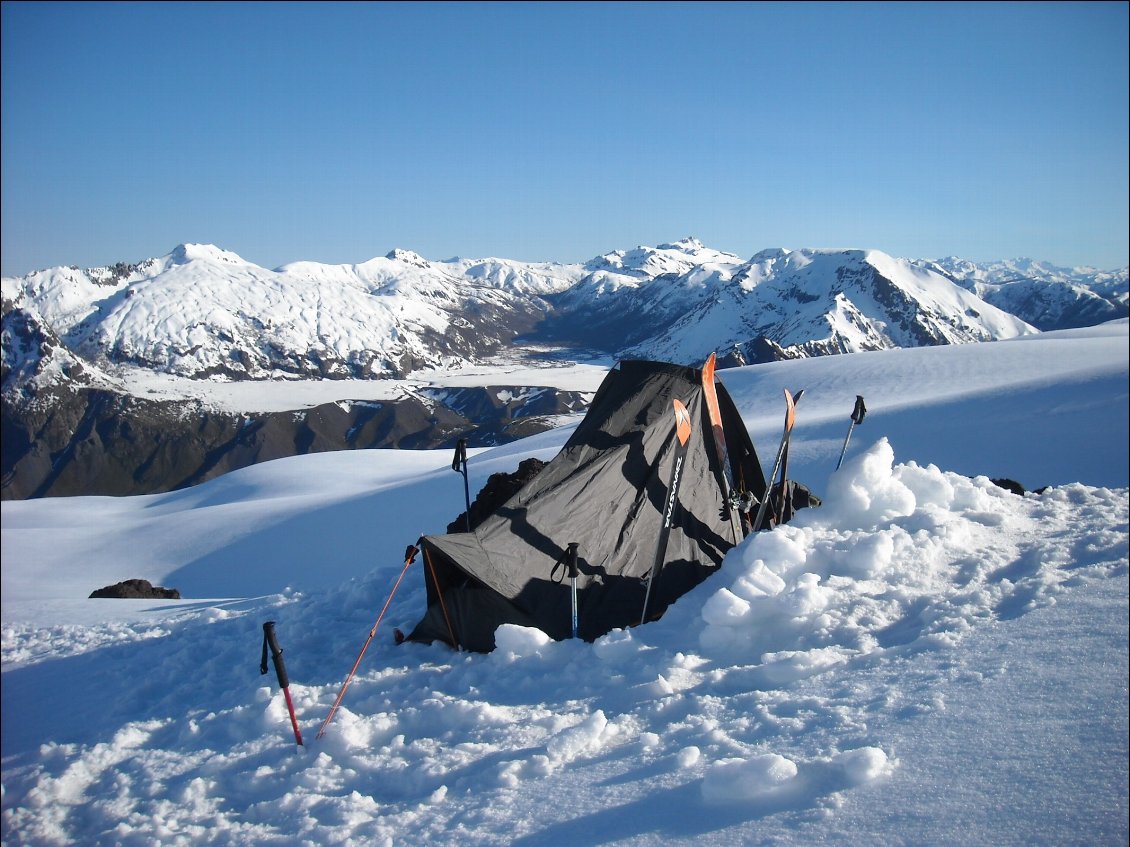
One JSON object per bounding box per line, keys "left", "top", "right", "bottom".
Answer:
{"left": 640, "top": 398, "right": 692, "bottom": 626}
{"left": 702, "top": 353, "right": 744, "bottom": 543}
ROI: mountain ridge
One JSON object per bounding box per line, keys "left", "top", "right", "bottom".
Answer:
{"left": 3, "top": 239, "right": 1126, "bottom": 499}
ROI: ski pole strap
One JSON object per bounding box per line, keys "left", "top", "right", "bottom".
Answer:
{"left": 550, "top": 543, "right": 580, "bottom": 583}
{"left": 452, "top": 439, "right": 468, "bottom": 472}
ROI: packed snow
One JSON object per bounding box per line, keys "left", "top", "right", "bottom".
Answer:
{"left": 2, "top": 323, "right": 1127, "bottom": 846}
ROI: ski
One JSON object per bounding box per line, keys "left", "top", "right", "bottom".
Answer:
{"left": 753, "top": 388, "right": 803, "bottom": 532}
{"left": 701, "top": 353, "right": 744, "bottom": 543}
{"left": 640, "top": 398, "right": 693, "bottom": 626}
{"left": 775, "top": 430, "right": 794, "bottom": 525}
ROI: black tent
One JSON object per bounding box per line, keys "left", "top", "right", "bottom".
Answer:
{"left": 406, "top": 359, "right": 769, "bottom": 652}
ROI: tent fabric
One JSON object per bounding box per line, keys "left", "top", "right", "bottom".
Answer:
{"left": 407, "top": 359, "right": 767, "bottom": 652}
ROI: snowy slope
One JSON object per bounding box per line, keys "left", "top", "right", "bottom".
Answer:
{"left": 1, "top": 323, "right": 1126, "bottom": 846}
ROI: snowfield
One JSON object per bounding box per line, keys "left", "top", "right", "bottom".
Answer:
{"left": 2, "top": 322, "right": 1127, "bottom": 846}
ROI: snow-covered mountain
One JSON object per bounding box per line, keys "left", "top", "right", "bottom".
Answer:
{"left": 2, "top": 238, "right": 1126, "bottom": 499}
{"left": 4, "top": 238, "right": 1125, "bottom": 392}
{"left": 917, "top": 256, "right": 1128, "bottom": 331}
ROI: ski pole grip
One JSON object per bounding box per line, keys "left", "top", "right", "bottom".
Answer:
{"left": 262, "top": 621, "right": 290, "bottom": 688}
{"left": 452, "top": 439, "right": 468, "bottom": 471}
{"left": 851, "top": 395, "right": 867, "bottom": 425}
{"left": 567, "top": 542, "right": 579, "bottom": 579}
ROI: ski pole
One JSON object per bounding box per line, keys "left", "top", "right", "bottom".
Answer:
{"left": 260, "top": 621, "right": 303, "bottom": 748}
{"left": 834, "top": 395, "right": 867, "bottom": 471}
{"left": 317, "top": 544, "right": 419, "bottom": 740}
{"left": 452, "top": 439, "right": 471, "bottom": 531}
{"left": 753, "top": 388, "right": 803, "bottom": 532}
{"left": 550, "top": 542, "right": 581, "bottom": 638}
{"left": 566, "top": 543, "right": 580, "bottom": 638}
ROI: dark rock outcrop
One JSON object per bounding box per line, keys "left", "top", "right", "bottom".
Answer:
{"left": 89, "top": 578, "right": 181, "bottom": 599}
{"left": 446, "top": 457, "right": 547, "bottom": 533}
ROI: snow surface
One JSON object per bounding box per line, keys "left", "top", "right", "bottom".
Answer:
{"left": 2, "top": 322, "right": 1127, "bottom": 846}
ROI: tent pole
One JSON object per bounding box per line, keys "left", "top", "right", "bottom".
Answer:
{"left": 423, "top": 545, "right": 460, "bottom": 650}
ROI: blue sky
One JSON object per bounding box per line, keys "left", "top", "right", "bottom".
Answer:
{"left": 2, "top": 1, "right": 1127, "bottom": 276}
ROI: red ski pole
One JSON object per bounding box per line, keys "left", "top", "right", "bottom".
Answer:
{"left": 261, "top": 621, "right": 304, "bottom": 748}
{"left": 317, "top": 544, "right": 419, "bottom": 740}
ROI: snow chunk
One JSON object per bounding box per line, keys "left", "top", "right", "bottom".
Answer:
{"left": 818, "top": 438, "right": 917, "bottom": 528}
{"left": 832, "top": 746, "right": 894, "bottom": 785}
{"left": 492, "top": 624, "right": 552, "bottom": 660}
{"left": 545, "top": 710, "right": 611, "bottom": 763}
{"left": 593, "top": 627, "right": 637, "bottom": 663}
{"left": 701, "top": 588, "right": 752, "bottom": 627}
{"left": 702, "top": 753, "right": 799, "bottom": 803}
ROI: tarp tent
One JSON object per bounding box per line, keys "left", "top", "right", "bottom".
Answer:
{"left": 406, "top": 359, "right": 769, "bottom": 652}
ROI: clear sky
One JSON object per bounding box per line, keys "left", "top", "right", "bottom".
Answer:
{"left": 2, "top": 1, "right": 1127, "bottom": 277}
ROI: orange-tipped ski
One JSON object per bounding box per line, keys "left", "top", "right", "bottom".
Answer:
{"left": 640, "top": 398, "right": 694, "bottom": 626}
{"left": 753, "top": 388, "right": 804, "bottom": 532}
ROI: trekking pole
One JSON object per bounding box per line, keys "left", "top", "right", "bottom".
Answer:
{"left": 753, "top": 388, "right": 803, "bottom": 532}
{"left": 566, "top": 543, "right": 580, "bottom": 638}
{"left": 317, "top": 544, "right": 419, "bottom": 740}
{"left": 260, "top": 621, "right": 303, "bottom": 748}
{"left": 550, "top": 542, "right": 581, "bottom": 638}
{"left": 452, "top": 439, "right": 471, "bottom": 531}
{"left": 834, "top": 395, "right": 867, "bottom": 471}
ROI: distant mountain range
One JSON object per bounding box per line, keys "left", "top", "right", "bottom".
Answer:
{"left": 3, "top": 239, "right": 1126, "bottom": 499}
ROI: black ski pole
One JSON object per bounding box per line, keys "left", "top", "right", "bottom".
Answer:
{"left": 452, "top": 439, "right": 471, "bottom": 531}
{"left": 260, "top": 621, "right": 303, "bottom": 748}
{"left": 835, "top": 395, "right": 867, "bottom": 471}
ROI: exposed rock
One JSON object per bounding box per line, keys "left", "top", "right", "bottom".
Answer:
{"left": 991, "top": 478, "right": 1027, "bottom": 496}
{"left": 89, "top": 578, "right": 181, "bottom": 599}
{"left": 447, "top": 458, "right": 547, "bottom": 533}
